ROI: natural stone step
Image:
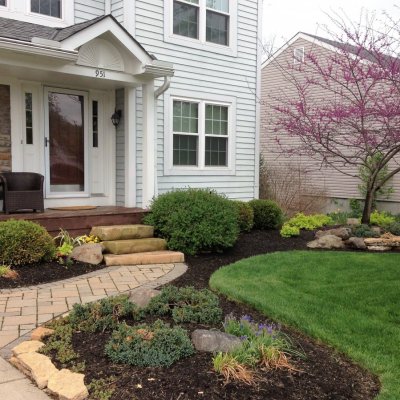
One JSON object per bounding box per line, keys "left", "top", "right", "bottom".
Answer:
{"left": 102, "top": 238, "right": 167, "bottom": 255}
{"left": 90, "top": 224, "right": 154, "bottom": 241}
{"left": 104, "top": 250, "right": 184, "bottom": 266}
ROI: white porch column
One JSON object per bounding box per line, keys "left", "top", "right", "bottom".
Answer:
{"left": 124, "top": 87, "right": 136, "bottom": 207}
{"left": 142, "top": 81, "right": 156, "bottom": 208}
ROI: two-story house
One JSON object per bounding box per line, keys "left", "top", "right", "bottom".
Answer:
{"left": 0, "top": 0, "right": 261, "bottom": 209}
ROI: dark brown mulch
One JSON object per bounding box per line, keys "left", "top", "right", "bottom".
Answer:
{"left": 0, "top": 261, "right": 107, "bottom": 289}
{"left": 54, "top": 230, "right": 380, "bottom": 400}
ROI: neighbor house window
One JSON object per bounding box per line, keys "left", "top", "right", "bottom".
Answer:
{"left": 172, "top": 0, "right": 231, "bottom": 46}
{"left": 0, "top": 1, "right": 6, "bottom": 7}
{"left": 172, "top": 98, "right": 230, "bottom": 168}
{"left": 31, "top": 0, "right": 61, "bottom": 18}
{"left": 25, "top": 93, "right": 33, "bottom": 145}
{"left": 294, "top": 47, "right": 305, "bottom": 64}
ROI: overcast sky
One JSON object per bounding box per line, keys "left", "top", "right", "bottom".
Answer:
{"left": 262, "top": 0, "right": 400, "bottom": 49}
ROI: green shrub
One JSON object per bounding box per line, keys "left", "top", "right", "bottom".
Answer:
{"left": 386, "top": 222, "right": 400, "bottom": 236}
{"left": 144, "top": 188, "right": 239, "bottom": 255}
{"left": 352, "top": 224, "right": 380, "bottom": 238}
{"left": 349, "top": 199, "right": 363, "bottom": 218}
{"left": 232, "top": 201, "right": 254, "bottom": 232}
{"left": 105, "top": 320, "right": 194, "bottom": 367}
{"left": 328, "top": 211, "right": 352, "bottom": 225}
{"left": 286, "top": 213, "right": 332, "bottom": 230}
{"left": 69, "top": 295, "right": 142, "bottom": 333}
{"left": 280, "top": 224, "right": 300, "bottom": 238}
{"left": 146, "top": 285, "right": 222, "bottom": 325}
{"left": 370, "top": 210, "right": 395, "bottom": 228}
{"left": 248, "top": 199, "right": 283, "bottom": 230}
{"left": 0, "top": 220, "right": 55, "bottom": 266}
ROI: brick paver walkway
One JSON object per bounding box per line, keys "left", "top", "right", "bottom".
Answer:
{"left": 0, "top": 263, "right": 187, "bottom": 350}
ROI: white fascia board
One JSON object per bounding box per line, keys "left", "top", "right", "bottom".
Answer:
{"left": 60, "top": 17, "right": 153, "bottom": 65}
{"left": 0, "top": 38, "right": 77, "bottom": 61}
{"left": 261, "top": 32, "right": 340, "bottom": 70}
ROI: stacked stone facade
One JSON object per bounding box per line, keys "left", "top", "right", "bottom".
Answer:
{"left": 0, "top": 84, "right": 11, "bottom": 172}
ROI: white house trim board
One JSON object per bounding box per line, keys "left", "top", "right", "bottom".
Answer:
{"left": 0, "top": 0, "right": 74, "bottom": 27}
{"left": 164, "top": 0, "right": 238, "bottom": 57}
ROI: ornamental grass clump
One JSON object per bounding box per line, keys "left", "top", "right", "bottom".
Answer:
{"left": 143, "top": 188, "right": 239, "bottom": 255}
{"left": 146, "top": 285, "right": 222, "bottom": 324}
{"left": 213, "top": 315, "right": 301, "bottom": 383}
{"left": 105, "top": 320, "right": 194, "bottom": 367}
{"left": 0, "top": 219, "right": 55, "bottom": 266}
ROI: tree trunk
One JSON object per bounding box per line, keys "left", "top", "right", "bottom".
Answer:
{"left": 361, "top": 188, "right": 375, "bottom": 224}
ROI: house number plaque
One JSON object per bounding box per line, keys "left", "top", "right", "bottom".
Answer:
{"left": 95, "top": 69, "right": 106, "bottom": 78}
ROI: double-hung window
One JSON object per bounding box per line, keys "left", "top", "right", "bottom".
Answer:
{"left": 168, "top": 0, "right": 236, "bottom": 53}
{"left": 171, "top": 98, "right": 232, "bottom": 170}
{"left": 31, "top": 0, "right": 61, "bottom": 18}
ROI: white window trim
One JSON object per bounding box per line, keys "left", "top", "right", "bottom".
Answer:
{"left": 164, "top": 0, "right": 237, "bottom": 57}
{"left": 0, "top": 0, "right": 74, "bottom": 27}
{"left": 293, "top": 46, "right": 305, "bottom": 64}
{"left": 164, "top": 91, "right": 236, "bottom": 176}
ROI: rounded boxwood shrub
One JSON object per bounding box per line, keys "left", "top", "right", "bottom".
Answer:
{"left": 144, "top": 188, "right": 239, "bottom": 255}
{"left": 232, "top": 201, "right": 254, "bottom": 232}
{"left": 248, "top": 199, "right": 283, "bottom": 230}
{"left": 0, "top": 219, "right": 55, "bottom": 266}
{"left": 105, "top": 320, "right": 194, "bottom": 367}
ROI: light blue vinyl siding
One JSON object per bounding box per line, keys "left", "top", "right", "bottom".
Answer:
{"left": 74, "top": 0, "right": 105, "bottom": 23}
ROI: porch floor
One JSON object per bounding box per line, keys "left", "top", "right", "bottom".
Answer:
{"left": 0, "top": 206, "right": 148, "bottom": 236}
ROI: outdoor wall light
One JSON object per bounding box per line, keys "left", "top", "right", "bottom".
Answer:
{"left": 111, "top": 109, "right": 122, "bottom": 127}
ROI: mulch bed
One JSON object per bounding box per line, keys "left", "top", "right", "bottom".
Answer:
{"left": 0, "top": 261, "right": 107, "bottom": 289}
{"left": 49, "top": 230, "right": 380, "bottom": 400}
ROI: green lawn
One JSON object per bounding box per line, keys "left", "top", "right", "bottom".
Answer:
{"left": 209, "top": 251, "right": 400, "bottom": 400}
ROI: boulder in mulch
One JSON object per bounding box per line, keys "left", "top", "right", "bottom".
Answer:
{"left": 12, "top": 340, "right": 44, "bottom": 356}
{"left": 10, "top": 352, "right": 58, "bottom": 389}
{"left": 316, "top": 227, "right": 352, "bottom": 240}
{"left": 191, "top": 329, "right": 242, "bottom": 353}
{"left": 71, "top": 243, "right": 103, "bottom": 265}
{"left": 128, "top": 288, "right": 161, "bottom": 308}
{"left": 307, "top": 235, "right": 345, "bottom": 249}
{"left": 345, "top": 237, "right": 367, "bottom": 250}
{"left": 347, "top": 218, "right": 360, "bottom": 225}
{"left": 31, "top": 327, "right": 54, "bottom": 341}
{"left": 47, "top": 369, "right": 88, "bottom": 400}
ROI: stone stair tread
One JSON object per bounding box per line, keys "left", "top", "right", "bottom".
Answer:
{"left": 104, "top": 251, "right": 184, "bottom": 266}
{"left": 102, "top": 238, "right": 167, "bottom": 255}
{"left": 90, "top": 224, "right": 154, "bottom": 241}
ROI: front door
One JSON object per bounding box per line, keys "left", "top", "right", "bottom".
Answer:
{"left": 44, "top": 87, "right": 89, "bottom": 197}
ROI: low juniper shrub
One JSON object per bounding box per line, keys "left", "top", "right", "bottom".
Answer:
{"left": 232, "top": 201, "right": 254, "bottom": 232}
{"left": 105, "top": 320, "right": 194, "bottom": 367}
{"left": 352, "top": 224, "right": 380, "bottom": 238}
{"left": 69, "top": 295, "right": 142, "bottom": 333}
{"left": 386, "top": 222, "right": 400, "bottom": 236}
{"left": 146, "top": 285, "right": 222, "bottom": 325}
{"left": 144, "top": 188, "right": 239, "bottom": 255}
{"left": 248, "top": 199, "right": 283, "bottom": 230}
{"left": 0, "top": 219, "right": 55, "bottom": 266}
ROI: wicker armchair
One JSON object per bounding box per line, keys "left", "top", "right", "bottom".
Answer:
{"left": 0, "top": 172, "right": 44, "bottom": 214}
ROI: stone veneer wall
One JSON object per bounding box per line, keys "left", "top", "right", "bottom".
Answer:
{"left": 0, "top": 84, "right": 11, "bottom": 172}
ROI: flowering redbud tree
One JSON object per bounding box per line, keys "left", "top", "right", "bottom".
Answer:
{"left": 270, "top": 14, "right": 400, "bottom": 223}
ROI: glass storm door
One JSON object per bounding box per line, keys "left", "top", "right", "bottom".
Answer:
{"left": 44, "top": 88, "right": 89, "bottom": 196}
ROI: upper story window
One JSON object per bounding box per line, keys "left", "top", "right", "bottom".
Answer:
{"left": 294, "top": 47, "right": 305, "bottom": 64}
{"left": 167, "top": 0, "right": 237, "bottom": 55}
{"left": 0, "top": 0, "right": 6, "bottom": 6}
{"left": 31, "top": 0, "right": 61, "bottom": 18}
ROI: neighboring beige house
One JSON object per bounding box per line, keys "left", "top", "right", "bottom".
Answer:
{"left": 260, "top": 32, "right": 400, "bottom": 213}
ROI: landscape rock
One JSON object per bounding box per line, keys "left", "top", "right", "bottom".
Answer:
{"left": 345, "top": 237, "right": 367, "bottom": 250}
{"left": 10, "top": 352, "right": 58, "bottom": 389}
{"left": 191, "top": 329, "right": 242, "bottom": 353}
{"left": 12, "top": 340, "right": 44, "bottom": 356}
{"left": 365, "top": 233, "right": 400, "bottom": 247}
{"left": 128, "top": 288, "right": 161, "bottom": 308}
{"left": 31, "top": 327, "right": 55, "bottom": 341}
{"left": 71, "top": 243, "right": 103, "bottom": 265}
{"left": 316, "top": 227, "right": 352, "bottom": 240}
{"left": 371, "top": 226, "right": 382, "bottom": 235}
{"left": 367, "top": 246, "right": 392, "bottom": 251}
{"left": 47, "top": 369, "right": 88, "bottom": 400}
{"left": 307, "top": 235, "right": 345, "bottom": 249}
{"left": 347, "top": 218, "right": 360, "bottom": 225}
{"left": 90, "top": 224, "right": 154, "bottom": 241}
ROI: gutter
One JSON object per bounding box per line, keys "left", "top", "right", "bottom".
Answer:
{"left": 154, "top": 76, "right": 171, "bottom": 98}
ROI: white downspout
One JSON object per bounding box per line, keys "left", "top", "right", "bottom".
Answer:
{"left": 154, "top": 76, "right": 171, "bottom": 99}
